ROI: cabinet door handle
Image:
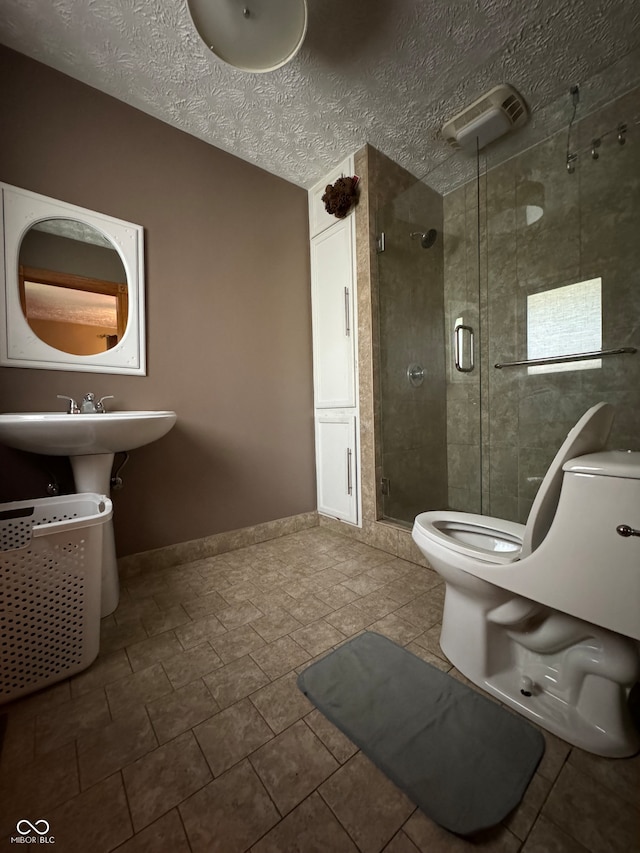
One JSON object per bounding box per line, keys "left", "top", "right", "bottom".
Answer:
{"left": 346, "top": 448, "right": 353, "bottom": 495}
{"left": 344, "top": 287, "right": 351, "bottom": 336}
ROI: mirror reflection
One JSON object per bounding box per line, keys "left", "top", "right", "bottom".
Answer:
{"left": 18, "top": 218, "right": 128, "bottom": 356}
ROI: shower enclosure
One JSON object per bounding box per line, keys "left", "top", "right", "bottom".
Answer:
{"left": 376, "top": 69, "right": 640, "bottom": 527}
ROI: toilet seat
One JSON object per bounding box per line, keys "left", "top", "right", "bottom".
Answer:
{"left": 414, "top": 511, "right": 524, "bottom": 564}
{"left": 414, "top": 401, "right": 616, "bottom": 567}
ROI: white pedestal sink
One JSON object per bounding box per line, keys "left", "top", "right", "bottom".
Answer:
{"left": 0, "top": 411, "right": 177, "bottom": 616}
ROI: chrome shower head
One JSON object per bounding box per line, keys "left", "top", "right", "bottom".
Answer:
{"left": 410, "top": 229, "right": 438, "bottom": 249}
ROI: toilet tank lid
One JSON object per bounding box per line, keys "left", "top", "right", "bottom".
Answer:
{"left": 563, "top": 450, "right": 640, "bottom": 478}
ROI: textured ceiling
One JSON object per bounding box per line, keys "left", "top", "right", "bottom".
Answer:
{"left": 1, "top": 0, "right": 640, "bottom": 189}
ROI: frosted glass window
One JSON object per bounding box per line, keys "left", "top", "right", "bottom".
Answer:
{"left": 527, "top": 278, "right": 602, "bottom": 374}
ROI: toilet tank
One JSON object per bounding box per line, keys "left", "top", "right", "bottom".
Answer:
{"left": 548, "top": 450, "right": 640, "bottom": 640}
{"left": 563, "top": 450, "right": 640, "bottom": 480}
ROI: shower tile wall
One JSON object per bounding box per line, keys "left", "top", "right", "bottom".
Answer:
{"left": 443, "top": 85, "right": 640, "bottom": 522}
{"left": 378, "top": 181, "right": 447, "bottom": 524}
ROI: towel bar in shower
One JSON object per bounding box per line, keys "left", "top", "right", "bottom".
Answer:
{"left": 494, "top": 346, "right": 637, "bottom": 369}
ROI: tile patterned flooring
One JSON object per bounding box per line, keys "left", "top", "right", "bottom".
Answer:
{"left": 1, "top": 527, "right": 638, "bottom": 852}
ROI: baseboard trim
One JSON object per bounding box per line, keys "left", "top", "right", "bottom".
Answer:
{"left": 118, "top": 510, "right": 319, "bottom": 579}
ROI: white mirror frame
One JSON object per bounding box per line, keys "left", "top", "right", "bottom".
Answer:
{"left": 0, "top": 182, "right": 146, "bottom": 375}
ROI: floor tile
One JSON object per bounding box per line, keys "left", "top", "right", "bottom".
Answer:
{"left": 160, "top": 642, "right": 224, "bottom": 689}
{"left": 250, "top": 635, "right": 311, "bottom": 680}
{"left": 203, "top": 655, "right": 270, "bottom": 708}
{"left": 410, "top": 624, "right": 445, "bottom": 659}
{"left": 354, "top": 588, "right": 402, "bottom": 620}
{"left": 315, "top": 583, "right": 361, "bottom": 609}
{"left": 114, "top": 596, "right": 162, "bottom": 625}
{"left": 182, "top": 590, "right": 229, "bottom": 620}
{"left": 251, "top": 608, "right": 304, "bottom": 643}
{"left": 251, "top": 791, "right": 359, "bottom": 853}
{"left": 113, "top": 809, "right": 191, "bottom": 853}
{"left": 1, "top": 679, "right": 71, "bottom": 722}
{"left": 283, "top": 594, "right": 334, "bottom": 625}
{"left": 404, "top": 642, "right": 453, "bottom": 670}
{"left": 304, "top": 708, "right": 359, "bottom": 763}
{"left": 142, "top": 605, "right": 191, "bottom": 637}
{"left": 364, "top": 559, "right": 414, "bottom": 584}
{"left": 393, "top": 596, "right": 443, "bottom": 631}
{"left": 126, "top": 631, "right": 184, "bottom": 672}
{"left": 147, "top": 679, "right": 219, "bottom": 743}
{"left": 179, "top": 759, "right": 279, "bottom": 853}
{"left": 319, "top": 752, "right": 415, "bottom": 853}
{"left": 46, "top": 772, "right": 133, "bottom": 853}
{"left": 341, "top": 574, "right": 386, "bottom": 596}
{"left": 105, "top": 662, "right": 173, "bottom": 718}
{"left": 249, "top": 671, "right": 313, "bottom": 734}
{"left": 173, "top": 615, "right": 227, "bottom": 650}
{"left": 216, "top": 600, "right": 265, "bottom": 631}
{"left": 70, "top": 648, "right": 133, "bottom": 698}
{"left": 78, "top": 704, "right": 158, "bottom": 788}
{"left": 403, "top": 809, "right": 520, "bottom": 852}
{"left": 542, "top": 762, "right": 639, "bottom": 853}
{"left": 522, "top": 814, "right": 591, "bottom": 852}
{"left": 35, "top": 689, "right": 111, "bottom": 755}
{"left": 567, "top": 745, "right": 640, "bottom": 806}
{"left": 100, "top": 617, "right": 148, "bottom": 655}
{"left": 324, "top": 602, "right": 373, "bottom": 636}
{"left": 194, "top": 697, "right": 273, "bottom": 776}
{"left": 535, "top": 728, "right": 572, "bottom": 782}
{"left": 502, "top": 771, "right": 553, "bottom": 840}
{"left": 219, "top": 580, "right": 262, "bottom": 605}
{"left": 123, "top": 731, "right": 212, "bottom": 831}
{"left": 249, "top": 590, "right": 301, "bottom": 617}
{"left": 210, "top": 624, "right": 266, "bottom": 663}
{"left": 250, "top": 719, "right": 339, "bottom": 815}
{"left": 0, "top": 742, "right": 79, "bottom": 838}
{"left": 369, "top": 612, "right": 422, "bottom": 645}
{"left": 382, "top": 831, "right": 422, "bottom": 853}
{"left": 290, "top": 619, "right": 346, "bottom": 656}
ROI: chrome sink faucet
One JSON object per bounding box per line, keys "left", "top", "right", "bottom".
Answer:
{"left": 57, "top": 393, "right": 114, "bottom": 414}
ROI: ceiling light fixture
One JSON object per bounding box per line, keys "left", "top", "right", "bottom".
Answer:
{"left": 186, "top": 0, "right": 308, "bottom": 73}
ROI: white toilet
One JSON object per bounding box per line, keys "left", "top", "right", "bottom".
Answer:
{"left": 412, "top": 402, "right": 640, "bottom": 757}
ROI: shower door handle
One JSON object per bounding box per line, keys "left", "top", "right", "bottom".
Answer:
{"left": 454, "top": 324, "right": 474, "bottom": 372}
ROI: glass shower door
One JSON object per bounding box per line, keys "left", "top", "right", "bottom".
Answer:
{"left": 376, "top": 156, "right": 483, "bottom": 525}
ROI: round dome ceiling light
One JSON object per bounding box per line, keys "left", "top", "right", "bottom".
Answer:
{"left": 186, "top": 0, "right": 308, "bottom": 73}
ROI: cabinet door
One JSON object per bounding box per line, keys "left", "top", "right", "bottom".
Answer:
{"left": 311, "top": 218, "right": 356, "bottom": 408}
{"left": 316, "top": 414, "right": 358, "bottom": 523}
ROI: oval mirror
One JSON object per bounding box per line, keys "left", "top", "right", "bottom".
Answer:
{"left": 0, "top": 182, "right": 145, "bottom": 375}
{"left": 18, "top": 218, "right": 128, "bottom": 357}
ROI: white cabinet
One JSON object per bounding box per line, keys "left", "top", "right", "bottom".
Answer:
{"left": 310, "top": 217, "right": 356, "bottom": 409}
{"left": 309, "top": 155, "right": 360, "bottom": 526}
{"left": 315, "top": 414, "right": 358, "bottom": 523}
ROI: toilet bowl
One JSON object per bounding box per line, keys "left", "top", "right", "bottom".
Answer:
{"left": 412, "top": 402, "right": 640, "bottom": 757}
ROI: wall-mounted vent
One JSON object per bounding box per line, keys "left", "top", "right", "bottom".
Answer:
{"left": 442, "top": 84, "right": 528, "bottom": 152}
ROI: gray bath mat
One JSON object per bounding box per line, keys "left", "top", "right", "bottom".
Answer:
{"left": 297, "top": 632, "right": 544, "bottom": 836}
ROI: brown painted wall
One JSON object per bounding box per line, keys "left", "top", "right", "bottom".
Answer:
{"left": 0, "top": 46, "right": 316, "bottom": 556}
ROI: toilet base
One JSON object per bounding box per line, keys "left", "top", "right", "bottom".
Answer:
{"left": 449, "top": 658, "right": 639, "bottom": 758}
{"left": 439, "top": 603, "right": 640, "bottom": 758}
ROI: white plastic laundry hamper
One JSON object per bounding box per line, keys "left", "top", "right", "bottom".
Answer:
{"left": 0, "top": 492, "right": 112, "bottom": 704}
